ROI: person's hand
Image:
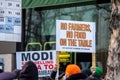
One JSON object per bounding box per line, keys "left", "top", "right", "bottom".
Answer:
{"left": 53, "top": 64, "right": 59, "bottom": 71}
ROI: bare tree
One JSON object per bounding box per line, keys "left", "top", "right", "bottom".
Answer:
{"left": 105, "top": 0, "right": 120, "bottom": 80}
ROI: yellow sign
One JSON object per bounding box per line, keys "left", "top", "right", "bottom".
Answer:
{"left": 59, "top": 51, "right": 71, "bottom": 62}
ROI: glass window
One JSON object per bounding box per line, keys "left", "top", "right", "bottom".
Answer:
{"left": 25, "top": 4, "right": 97, "bottom": 51}
{"left": 24, "top": 3, "right": 110, "bottom": 76}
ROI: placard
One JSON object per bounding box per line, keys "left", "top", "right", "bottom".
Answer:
{"left": 16, "top": 51, "right": 56, "bottom": 77}
{"left": 56, "top": 20, "right": 96, "bottom": 53}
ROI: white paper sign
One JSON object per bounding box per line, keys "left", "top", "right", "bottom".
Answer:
{"left": 56, "top": 20, "right": 96, "bottom": 53}
{"left": 16, "top": 51, "right": 57, "bottom": 77}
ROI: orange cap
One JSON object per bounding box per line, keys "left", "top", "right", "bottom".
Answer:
{"left": 65, "top": 64, "right": 81, "bottom": 76}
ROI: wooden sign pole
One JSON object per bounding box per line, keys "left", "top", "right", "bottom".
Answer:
{"left": 92, "top": 53, "right": 96, "bottom": 73}
{"left": 56, "top": 51, "right": 60, "bottom": 68}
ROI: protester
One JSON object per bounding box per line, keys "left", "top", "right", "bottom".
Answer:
{"left": 0, "top": 61, "right": 38, "bottom": 80}
{"left": 90, "top": 66, "right": 103, "bottom": 80}
{"left": 13, "top": 69, "right": 21, "bottom": 79}
{"left": 84, "top": 66, "right": 103, "bottom": 80}
{"left": 49, "top": 64, "right": 65, "bottom": 80}
{"left": 49, "top": 64, "right": 58, "bottom": 79}
{"left": 0, "top": 69, "right": 20, "bottom": 80}
{"left": 82, "top": 69, "right": 92, "bottom": 77}
{"left": 61, "top": 64, "right": 87, "bottom": 80}
{"left": 19, "top": 61, "right": 38, "bottom": 80}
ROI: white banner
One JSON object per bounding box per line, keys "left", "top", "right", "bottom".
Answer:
{"left": 56, "top": 20, "right": 96, "bottom": 53}
{"left": 16, "top": 50, "right": 56, "bottom": 77}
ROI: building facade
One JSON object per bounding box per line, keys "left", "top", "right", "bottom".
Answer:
{"left": 0, "top": 0, "right": 110, "bottom": 77}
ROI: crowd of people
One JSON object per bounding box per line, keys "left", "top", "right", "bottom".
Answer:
{"left": 0, "top": 61, "right": 104, "bottom": 80}
{"left": 50, "top": 64, "right": 104, "bottom": 80}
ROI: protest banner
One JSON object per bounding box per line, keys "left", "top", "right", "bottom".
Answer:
{"left": 56, "top": 20, "right": 96, "bottom": 53}
{"left": 16, "top": 50, "right": 56, "bottom": 77}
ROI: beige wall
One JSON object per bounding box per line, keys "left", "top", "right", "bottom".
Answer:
{"left": 0, "top": 54, "right": 14, "bottom": 72}
{"left": 0, "top": 42, "right": 16, "bottom": 53}
{"left": 0, "top": 42, "right": 16, "bottom": 71}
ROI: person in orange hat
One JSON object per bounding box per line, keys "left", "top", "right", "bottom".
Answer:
{"left": 62, "top": 64, "right": 87, "bottom": 80}
{"left": 65, "top": 64, "right": 81, "bottom": 76}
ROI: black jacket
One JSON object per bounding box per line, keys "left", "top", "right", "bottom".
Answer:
{"left": 49, "top": 70, "right": 87, "bottom": 80}
{"left": 19, "top": 61, "right": 38, "bottom": 80}
{"left": 66, "top": 73, "right": 87, "bottom": 80}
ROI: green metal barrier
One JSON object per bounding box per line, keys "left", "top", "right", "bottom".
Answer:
{"left": 43, "top": 41, "right": 56, "bottom": 50}
{"left": 25, "top": 42, "right": 42, "bottom": 51}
